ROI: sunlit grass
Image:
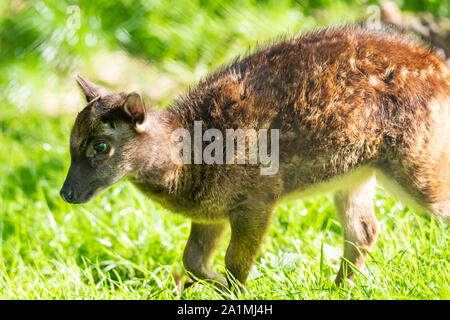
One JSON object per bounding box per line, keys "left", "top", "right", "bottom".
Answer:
{"left": 0, "top": 111, "right": 448, "bottom": 299}
{"left": 0, "top": 0, "right": 449, "bottom": 300}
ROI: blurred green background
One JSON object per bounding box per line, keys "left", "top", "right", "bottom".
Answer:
{"left": 0, "top": 0, "right": 448, "bottom": 299}
{"left": 1, "top": 0, "right": 449, "bottom": 114}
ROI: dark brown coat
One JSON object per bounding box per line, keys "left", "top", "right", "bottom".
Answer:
{"left": 61, "top": 26, "right": 449, "bottom": 288}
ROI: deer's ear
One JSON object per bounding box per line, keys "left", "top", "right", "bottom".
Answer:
{"left": 75, "top": 74, "right": 106, "bottom": 103}
{"left": 124, "top": 92, "right": 147, "bottom": 133}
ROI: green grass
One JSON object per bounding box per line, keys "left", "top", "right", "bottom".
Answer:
{"left": 0, "top": 0, "right": 449, "bottom": 300}
{"left": 0, "top": 110, "right": 448, "bottom": 299}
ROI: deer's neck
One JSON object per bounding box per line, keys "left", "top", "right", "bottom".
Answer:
{"left": 129, "top": 110, "right": 183, "bottom": 193}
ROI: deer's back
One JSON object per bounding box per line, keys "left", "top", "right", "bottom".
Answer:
{"left": 169, "top": 26, "right": 450, "bottom": 206}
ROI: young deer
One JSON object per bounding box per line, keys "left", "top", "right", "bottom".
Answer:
{"left": 60, "top": 26, "right": 449, "bottom": 288}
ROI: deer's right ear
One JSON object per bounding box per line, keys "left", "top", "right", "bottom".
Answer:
{"left": 124, "top": 92, "right": 148, "bottom": 133}
{"left": 75, "top": 75, "right": 106, "bottom": 103}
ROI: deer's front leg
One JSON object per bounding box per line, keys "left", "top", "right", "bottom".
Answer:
{"left": 183, "top": 222, "right": 228, "bottom": 287}
{"left": 225, "top": 206, "right": 274, "bottom": 286}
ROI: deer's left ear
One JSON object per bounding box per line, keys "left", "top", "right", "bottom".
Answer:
{"left": 75, "top": 74, "right": 106, "bottom": 103}
{"left": 124, "top": 92, "right": 148, "bottom": 133}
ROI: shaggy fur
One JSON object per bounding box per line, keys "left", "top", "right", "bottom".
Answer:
{"left": 61, "top": 26, "right": 450, "bottom": 288}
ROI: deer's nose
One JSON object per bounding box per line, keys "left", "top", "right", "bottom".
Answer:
{"left": 60, "top": 188, "right": 74, "bottom": 203}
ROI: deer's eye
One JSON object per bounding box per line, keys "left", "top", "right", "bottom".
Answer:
{"left": 93, "top": 141, "right": 108, "bottom": 154}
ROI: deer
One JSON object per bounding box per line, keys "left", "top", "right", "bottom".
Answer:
{"left": 60, "top": 25, "right": 449, "bottom": 290}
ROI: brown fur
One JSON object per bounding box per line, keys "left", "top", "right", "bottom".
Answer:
{"left": 61, "top": 26, "right": 450, "bottom": 288}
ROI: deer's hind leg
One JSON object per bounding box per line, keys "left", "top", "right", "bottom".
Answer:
{"left": 376, "top": 156, "right": 450, "bottom": 220}
{"left": 334, "top": 175, "right": 379, "bottom": 286}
